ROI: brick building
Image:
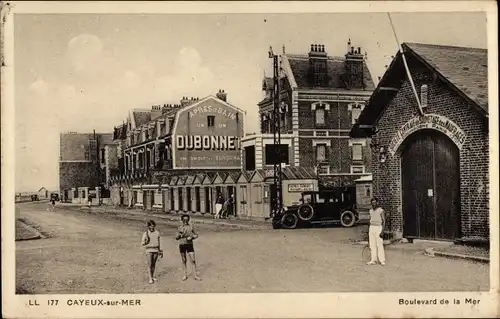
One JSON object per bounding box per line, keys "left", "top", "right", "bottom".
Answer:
{"left": 59, "top": 132, "right": 114, "bottom": 203}
{"left": 351, "top": 43, "right": 489, "bottom": 242}
{"left": 108, "top": 91, "right": 246, "bottom": 210}
{"left": 243, "top": 41, "right": 375, "bottom": 188}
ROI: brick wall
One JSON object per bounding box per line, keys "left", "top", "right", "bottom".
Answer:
{"left": 372, "top": 60, "right": 489, "bottom": 240}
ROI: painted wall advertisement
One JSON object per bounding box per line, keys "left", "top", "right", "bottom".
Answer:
{"left": 388, "top": 114, "right": 466, "bottom": 156}
{"left": 172, "top": 97, "right": 245, "bottom": 169}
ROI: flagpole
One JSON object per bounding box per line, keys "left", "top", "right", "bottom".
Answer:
{"left": 387, "top": 13, "right": 424, "bottom": 115}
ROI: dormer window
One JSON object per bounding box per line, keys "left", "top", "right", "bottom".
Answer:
{"left": 314, "top": 61, "right": 327, "bottom": 87}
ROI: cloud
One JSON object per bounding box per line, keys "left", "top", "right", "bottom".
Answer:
{"left": 65, "top": 34, "right": 104, "bottom": 73}
{"left": 28, "top": 78, "right": 49, "bottom": 95}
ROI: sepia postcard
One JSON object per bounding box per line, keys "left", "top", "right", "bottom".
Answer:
{"left": 1, "top": 1, "right": 498, "bottom": 318}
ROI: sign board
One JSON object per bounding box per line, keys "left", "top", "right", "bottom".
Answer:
{"left": 172, "top": 97, "right": 244, "bottom": 169}
{"left": 288, "top": 183, "right": 314, "bottom": 193}
{"left": 388, "top": 114, "right": 466, "bottom": 156}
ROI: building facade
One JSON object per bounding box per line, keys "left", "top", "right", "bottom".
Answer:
{"left": 108, "top": 91, "right": 246, "bottom": 210}
{"left": 243, "top": 41, "right": 375, "bottom": 188}
{"left": 351, "top": 43, "right": 489, "bottom": 242}
{"left": 59, "top": 132, "right": 114, "bottom": 203}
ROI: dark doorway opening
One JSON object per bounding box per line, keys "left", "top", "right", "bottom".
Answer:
{"left": 401, "top": 129, "right": 461, "bottom": 240}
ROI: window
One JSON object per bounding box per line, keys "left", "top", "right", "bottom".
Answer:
{"left": 317, "top": 166, "right": 329, "bottom": 175}
{"left": 73, "top": 190, "right": 78, "bottom": 198}
{"left": 351, "top": 106, "right": 362, "bottom": 124}
{"left": 100, "top": 149, "right": 105, "bottom": 164}
{"left": 352, "top": 143, "right": 363, "bottom": 161}
{"left": 139, "top": 153, "right": 144, "bottom": 168}
{"left": 364, "top": 185, "right": 372, "bottom": 198}
{"left": 316, "top": 144, "right": 327, "bottom": 162}
{"left": 351, "top": 165, "right": 365, "bottom": 174}
{"left": 315, "top": 107, "right": 325, "bottom": 125}
{"left": 84, "top": 151, "right": 89, "bottom": 160}
{"left": 150, "top": 149, "right": 155, "bottom": 166}
{"left": 421, "top": 84, "right": 428, "bottom": 108}
{"left": 207, "top": 116, "right": 215, "bottom": 128}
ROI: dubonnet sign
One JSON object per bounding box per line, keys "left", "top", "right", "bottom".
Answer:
{"left": 388, "top": 114, "right": 466, "bottom": 156}
{"left": 172, "top": 97, "right": 244, "bottom": 169}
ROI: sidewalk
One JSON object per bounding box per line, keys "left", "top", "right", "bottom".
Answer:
{"left": 60, "top": 203, "right": 271, "bottom": 229}
{"left": 426, "top": 244, "right": 490, "bottom": 264}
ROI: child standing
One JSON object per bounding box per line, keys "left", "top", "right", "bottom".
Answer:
{"left": 176, "top": 215, "right": 201, "bottom": 281}
{"left": 141, "top": 220, "right": 163, "bottom": 284}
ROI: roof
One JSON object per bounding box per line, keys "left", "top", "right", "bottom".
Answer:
{"left": 262, "top": 77, "right": 273, "bottom": 90}
{"left": 286, "top": 54, "right": 375, "bottom": 90}
{"left": 255, "top": 166, "right": 317, "bottom": 180}
{"left": 406, "top": 43, "right": 488, "bottom": 112}
{"left": 133, "top": 110, "right": 152, "bottom": 128}
{"left": 351, "top": 42, "right": 488, "bottom": 138}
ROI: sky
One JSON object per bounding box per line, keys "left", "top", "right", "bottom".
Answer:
{"left": 13, "top": 12, "right": 487, "bottom": 192}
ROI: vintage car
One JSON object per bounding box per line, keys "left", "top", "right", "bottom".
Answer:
{"left": 272, "top": 190, "right": 359, "bottom": 229}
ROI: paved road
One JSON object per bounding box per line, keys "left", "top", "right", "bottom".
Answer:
{"left": 16, "top": 202, "right": 489, "bottom": 294}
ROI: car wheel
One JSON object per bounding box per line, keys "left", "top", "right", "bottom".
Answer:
{"left": 340, "top": 210, "right": 356, "bottom": 227}
{"left": 281, "top": 212, "right": 299, "bottom": 229}
{"left": 297, "top": 204, "right": 314, "bottom": 221}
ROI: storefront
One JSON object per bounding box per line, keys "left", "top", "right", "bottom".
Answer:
{"left": 351, "top": 43, "right": 489, "bottom": 242}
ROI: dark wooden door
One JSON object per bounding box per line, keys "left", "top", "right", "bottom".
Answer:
{"left": 402, "top": 130, "right": 460, "bottom": 240}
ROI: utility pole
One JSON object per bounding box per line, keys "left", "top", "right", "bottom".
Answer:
{"left": 269, "top": 46, "right": 283, "bottom": 217}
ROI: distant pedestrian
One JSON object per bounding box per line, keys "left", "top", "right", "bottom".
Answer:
{"left": 366, "top": 197, "right": 386, "bottom": 266}
{"left": 176, "top": 214, "right": 201, "bottom": 281}
{"left": 221, "top": 194, "right": 234, "bottom": 219}
{"left": 214, "top": 193, "right": 224, "bottom": 219}
{"left": 141, "top": 220, "right": 162, "bottom": 284}
{"left": 49, "top": 198, "right": 56, "bottom": 212}
{"left": 88, "top": 195, "right": 92, "bottom": 209}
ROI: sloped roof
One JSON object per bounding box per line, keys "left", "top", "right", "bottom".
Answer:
{"left": 351, "top": 42, "right": 488, "bottom": 138}
{"left": 133, "top": 110, "right": 152, "bottom": 127}
{"left": 405, "top": 43, "right": 488, "bottom": 112}
{"left": 262, "top": 77, "right": 274, "bottom": 90}
{"left": 286, "top": 54, "right": 375, "bottom": 90}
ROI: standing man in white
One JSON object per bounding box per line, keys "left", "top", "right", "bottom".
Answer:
{"left": 367, "top": 198, "right": 386, "bottom": 266}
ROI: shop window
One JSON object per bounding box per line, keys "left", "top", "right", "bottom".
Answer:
{"left": 315, "top": 107, "right": 325, "bottom": 125}
{"left": 352, "top": 144, "right": 363, "bottom": 161}
{"left": 207, "top": 116, "right": 215, "bottom": 128}
{"left": 316, "top": 144, "right": 327, "bottom": 162}
{"left": 351, "top": 165, "right": 365, "bottom": 174}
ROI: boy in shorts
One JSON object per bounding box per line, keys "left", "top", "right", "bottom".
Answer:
{"left": 176, "top": 214, "right": 201, "bottom": 281}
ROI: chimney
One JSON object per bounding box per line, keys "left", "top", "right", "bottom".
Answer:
{"left": 308, "top": 44, "right": 328, "bottom": 87}
{"left": 180, "top": 96, "right": 190, "bottom": 107}
{"left": 216, "top": 89, "right": 227, "bottom": 102}
{"left": 344, "top": 39, "right": 365, "bottom": 90}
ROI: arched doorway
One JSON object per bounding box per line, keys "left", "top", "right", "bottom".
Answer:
{"left": 401, "top": 129, "right": 461, "bottom": 240}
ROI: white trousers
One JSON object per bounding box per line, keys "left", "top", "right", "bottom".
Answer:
{"left": 215, "top": 204, "right": 222, "bottom": 218}
{"left": 369, "top": 225, "right": 386, "bottom": 263}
